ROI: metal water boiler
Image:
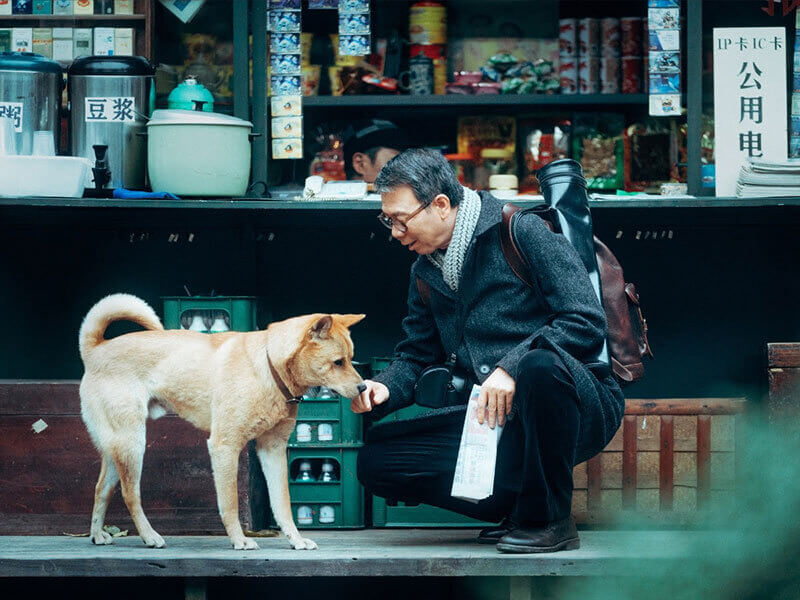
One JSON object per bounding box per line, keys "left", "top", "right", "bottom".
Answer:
{"left": 0, "top": 52, "right": 63, "bottom": 156}
{"left": 68, "top": 56, "right": 154, "bottom": 189}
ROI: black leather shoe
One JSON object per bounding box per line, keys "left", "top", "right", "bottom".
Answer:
{"left": 496, "top": 516, "right": 580, "bottom": 553}
{"left": 476, "top": 517, "right": 516, "bottom": 544}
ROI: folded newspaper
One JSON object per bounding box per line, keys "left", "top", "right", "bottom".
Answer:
{"left": 451, "top": 384, "right": 504, "bottom": 503}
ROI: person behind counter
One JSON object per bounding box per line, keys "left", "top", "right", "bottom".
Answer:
{"left": 342, "top": 119, "right": 409, "bottom": 183}
{"left": 351, "top": 148, "right": 624, "bottom": 554}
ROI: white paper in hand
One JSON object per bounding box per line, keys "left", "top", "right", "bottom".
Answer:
{"left": 451, "top": 384, "right": 504, "bottom": 503}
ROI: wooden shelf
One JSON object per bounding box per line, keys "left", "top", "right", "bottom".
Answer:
{"left": 0, "top": 14, "right": 146, "bottom": 22}
{"left": 303, "top": 94, "right": 649, "bottom": 108}
{"left": 1, "top": 196, "right": 800, "bottom": 211}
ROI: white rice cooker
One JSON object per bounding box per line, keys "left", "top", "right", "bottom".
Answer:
{"left": 146, "top": 109, "right": 255, "bottom": 197}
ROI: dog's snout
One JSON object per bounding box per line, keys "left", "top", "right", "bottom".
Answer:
{"left": 356, "top": 382, "right": 367, "bottom": 394}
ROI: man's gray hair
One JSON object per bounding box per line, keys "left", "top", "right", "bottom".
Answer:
{"left": 374, "top": 148, "right": 464, "bottom": 207}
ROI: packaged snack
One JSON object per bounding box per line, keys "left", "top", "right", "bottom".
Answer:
{"left": 572, "top": 113, "right": 624, "bottom": 190}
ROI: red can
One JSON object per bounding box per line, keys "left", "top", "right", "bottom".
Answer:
{"left": 559, "top": 18, "right": 578, "bottom": 56}
{"left": 600, "top": 56, "right": 620, "bottom": 94}
{"left": 622, "top": 56, "right": 642, "bottom": 94}
{"left": 578, "top": 18, "right": 600, "bottom": 57}
{"left": 559, "top": 58, "right": 578, "bottom": 94}
{"left": 409, "top": 43, "right": 446, "bottom": 60}
{"left": 621, "top": 17, "right": 643, "bottom": 57}
{"left": 578, "top": 56, "right": 600, "bottom": 94}
{"left": 601, "top": 18, "right": 621, "bottom": 57}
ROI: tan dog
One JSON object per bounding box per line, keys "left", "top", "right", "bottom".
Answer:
{"left": 78, "top": 294, "right": 365, "bottom": 551}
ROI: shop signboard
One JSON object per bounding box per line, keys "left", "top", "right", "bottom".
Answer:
{"left": 713, "top": 27, "right": 787, "bottom": 196}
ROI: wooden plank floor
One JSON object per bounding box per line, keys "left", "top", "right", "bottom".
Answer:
{"left": 0, "top": 529, "right": 725, "bottom": 578}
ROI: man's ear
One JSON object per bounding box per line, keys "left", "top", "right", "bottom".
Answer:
{"left": 431, "top": 193, "right": 452, "bottom": 219}
{"left": 335, "top": 314, "right": 366, "bottom": 328}
{"left": 352, "top": 152, "right": 370, "bottom": 177}
{"left": 308, "top": 315, "right": 333, "bottom": 340}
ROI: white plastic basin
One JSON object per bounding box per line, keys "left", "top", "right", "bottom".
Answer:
{"left": 0, "top": 156, "right": 93, "bottom": 198}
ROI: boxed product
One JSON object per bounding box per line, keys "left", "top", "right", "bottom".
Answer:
{"left": 571, "top": 112, "right": 624, "bottom": 190}
{"left": 518, "top": 117, "right": 571, "bottom": 193}
{"left": 623, "top": 120, "right": 679, "bottom": 192}
{"left": 52, "top": 27, "right": 73, "bottom": 63}
{"left": 32, "top": 27, "right": 53, "bottom": 59}
{"left": 73, "top": 27, "right": 92, "bottom": 57}
{"left": 114, "top": 27, "right": 133, "bottom": 56}
{"left": 12, "top": 28, "right": 33, "bottom": 53}
{"left": 93, "top": 27, "right": 114, "bottom": 55}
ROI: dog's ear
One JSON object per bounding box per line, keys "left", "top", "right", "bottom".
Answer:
{"left": 308, "top": 315, "right": 333, "bottom": 341}
{"left": 335, "top": 314, "right": 366, "bottom": 328}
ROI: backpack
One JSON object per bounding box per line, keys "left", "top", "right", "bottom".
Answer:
{"left": 416, "top": 203, "right": 653, "bottom": 385}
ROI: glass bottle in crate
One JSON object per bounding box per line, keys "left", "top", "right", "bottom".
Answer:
{"left": 319, "top": 505, "right": 335, "bottom": 524}
{"left": 317, "top": 422, "right": 333, "bottom": 442}
{"left": 296, "top": 460, "right": 314, "bottom": 482}
{"left": 188, "top": 311, "right": 207, "bottom": 332}
{"left": 319, "top": 459, "right": 337, "bottom": 482}
{"left": 297, "top": 505, "right": 313, "bottom": 526}
{"left": 209, "top": 310, "right": 229, "bottom": 333}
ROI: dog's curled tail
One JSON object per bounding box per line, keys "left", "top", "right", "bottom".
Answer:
{"left": 79, "top": 293, "right": 164, "bottom": 361}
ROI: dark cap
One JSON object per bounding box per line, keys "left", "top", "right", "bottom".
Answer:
{"left": 341, "top": 119, "right": 409, "bottom": 168}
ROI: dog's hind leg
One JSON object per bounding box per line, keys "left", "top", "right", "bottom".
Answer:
{"left": 207, "top": 437, "right": 256, "bottom": 550}
{"left": 111, "top": 428, "right": 165, "bottom": 548}
{"left": 256, "top": 433, "right": 317, "bottom": 550}
{"left": 89, "top": 454, "right": 120, "bottom": 545}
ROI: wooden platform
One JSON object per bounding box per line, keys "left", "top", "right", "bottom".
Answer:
{"left": 0, "top": 529, "right": 724, "bottom": 579}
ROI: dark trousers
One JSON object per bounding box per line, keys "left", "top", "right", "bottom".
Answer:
{"left": 357, "top": 349, "right": 582, "bottom": 526}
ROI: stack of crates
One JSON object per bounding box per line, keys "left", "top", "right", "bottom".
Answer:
{"left": 277, "top": 375, "right": 367, "bottom": 529}
{"left": 368, "top": 357, "right": 493, "bottom": 528}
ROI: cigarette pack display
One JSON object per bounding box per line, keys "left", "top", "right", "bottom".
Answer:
{"left": 73, "top": 27, "right": 92, "bottom": 58}
{"left": 52, "top": 0, "right": 71, "bottom": 15}
{"left": 113, "top": 0, "right": 132, "bottom": 14}
{"left": 12, "top": 0, "right": 33, "bottom": 14}
{"left": 93, "top": 27, "right": 114, "bottom": 55}
{"left": 33, "top": 0, "right": 52, "bottom": 13}
{"left": 72, "top": 0, "right": 93, "bottom": 14}
{"left": 114, "top": 27, "right": 133, "bottom": 56}
{"left": 11, "top": 28, "right": 33, "bottom": 53}
{"left": 0, "top": 0, "right": 11, "bottom": 15}
{"left": 32, "top": 27, "right": 53, "bottom": 59}
{"left": 0, "top": 29, "right": 11, "bottom": 52}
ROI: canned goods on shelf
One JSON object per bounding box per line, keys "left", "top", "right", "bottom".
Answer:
{"left": 578, "top": 17, "right": 600, "bottom": 57}
{"left": 601, "top": 17, "right": 621, "bottom": 57}
{"left": 600, "top": 56, "right": 621, "bottom": 94}
{"left": 621, "top": 17, "right": 643, "bottom": 57}
{"left": 559, "top": 18, "right": 578, "bottom": 56}
{"left": 559, "top": 57, "right": 579, "bottom": 94}
{"left": 622, "top": 56, "right": 642, "bottom": 94}
{"left": 579, "top": 55, "right": 600, "bottom": 94}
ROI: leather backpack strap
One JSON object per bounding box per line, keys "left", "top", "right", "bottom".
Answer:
{"left": 416, "top": 275, "right": 432, "bottom": 306}
{"left": 501, "top": 203, "right": 535, "bottom": 288}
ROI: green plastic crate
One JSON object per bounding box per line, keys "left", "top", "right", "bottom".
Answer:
{"left": 162, "top": 296, "right": 258, "bottom": 332}
{"left": 289, "top": 394, "right": 362, "bottom": 446}
{"left": 269, "top": 447, "right": 364, "bottom": 529}
{"left": 372, "top": 496, "right": 493, "bottom": 528}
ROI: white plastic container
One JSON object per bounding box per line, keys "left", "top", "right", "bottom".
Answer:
{"left": 146, "top": 109, "right": 254, "bottom": 197}
{"left": 0, "top": 156, "right": 92, "bottom": 198}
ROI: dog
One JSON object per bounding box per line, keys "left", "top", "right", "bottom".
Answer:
{"left": 78, "top": 293, "right": 365, "bottom": 551}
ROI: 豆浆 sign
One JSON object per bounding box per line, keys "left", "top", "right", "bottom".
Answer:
{"left": 713, "top": 27, "right": 787, "bottom": 196}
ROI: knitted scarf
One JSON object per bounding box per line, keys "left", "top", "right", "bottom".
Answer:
{"left": 426, "top": 186, "right": 481, "bottom": 292}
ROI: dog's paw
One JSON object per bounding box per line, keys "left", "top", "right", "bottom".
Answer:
{"left": 141, "top": 531, "right": 166, "bottom": 549}
{"left": 232, "top": 538, "right": 260, "bottom": 551}
{"left": 290, "top": 537, "right": 318, "bottom": 550}
{"left": 91, "top": 530, "right": 114, "bottom": 545}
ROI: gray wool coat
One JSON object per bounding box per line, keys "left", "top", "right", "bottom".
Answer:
{"left": 372, "top": 192, "right": 625, "bottom": 465}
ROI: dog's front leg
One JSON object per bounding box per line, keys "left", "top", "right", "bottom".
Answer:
{"left": 207, "top": 439, "right": 258, "bottom": 550}
{"left": 256, "top": 435, "right": 318, "bottom": 550}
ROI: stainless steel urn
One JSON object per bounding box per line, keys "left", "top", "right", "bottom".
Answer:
{"left": 68, "top": 56, "right": 154, "bottom": 189}
{"left": 0, "top": 52, "right": 63, "bottom": 156}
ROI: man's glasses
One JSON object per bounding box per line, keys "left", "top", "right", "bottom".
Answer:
{"left": 376, "top": 203, "right": 427, "bottom": 234}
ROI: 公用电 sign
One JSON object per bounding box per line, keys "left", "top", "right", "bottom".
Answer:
{"left": 713, "top": 27, "right": 787, "bottom": 196}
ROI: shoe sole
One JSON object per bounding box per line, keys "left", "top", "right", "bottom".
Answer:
{"left": 496, "top": 537, "right": 580, "bottom": 554}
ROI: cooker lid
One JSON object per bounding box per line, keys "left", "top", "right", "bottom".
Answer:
{"left": 68, "top": 56, "right": 155, "bottom": 76}
{"left": 0, "top": 52, "right": 63, "bottom": 75}
{"left": 147, "top": 109, "right": 253, "bottom": 129}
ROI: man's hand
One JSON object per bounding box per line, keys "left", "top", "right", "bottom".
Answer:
{"left": 476, "top": 367, "right": 515, "bottom": 429}
{"left": 351, "top": 379, "right": 389, "bottom": 413}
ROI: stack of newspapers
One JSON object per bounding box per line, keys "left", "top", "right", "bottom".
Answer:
{"left": 736, "top": 159, "right": 800, "bottom": 198}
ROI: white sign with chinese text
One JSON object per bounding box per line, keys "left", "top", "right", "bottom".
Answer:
{"left": 84, "top": 97, "right": 137, "bottom": 123}
{"left": 713, "top": 27, "right": 787, "bottom": 196}
{"left": 0, "top": 102, "right": 24, "bottom": 132}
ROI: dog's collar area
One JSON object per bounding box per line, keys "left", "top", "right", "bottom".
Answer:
{"left": 267, "top": 352, "right": 303, "bottom": 404}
